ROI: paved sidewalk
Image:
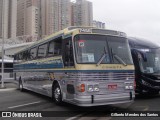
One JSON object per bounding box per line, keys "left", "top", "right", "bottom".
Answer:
{"left": 0, "top": 82, "right": 17, "bottom": 91}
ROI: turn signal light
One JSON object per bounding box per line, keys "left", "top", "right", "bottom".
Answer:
{"left": 77, "top": 84, "right": 85, "bottom": 92}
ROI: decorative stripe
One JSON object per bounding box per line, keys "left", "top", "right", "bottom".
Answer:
{"left": 14, "top": 69, "right": 134, "bottom": 73}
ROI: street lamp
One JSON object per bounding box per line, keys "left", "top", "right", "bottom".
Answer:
{"left": 1, "top": 0, "right": 5, "bottom": 88}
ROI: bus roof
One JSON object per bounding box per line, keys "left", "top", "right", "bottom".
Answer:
{"left": 128, "top": 37, "right": 160, "bottom": 49}
{"left": 15, "top": 26, "right": 127, "bottom": 55}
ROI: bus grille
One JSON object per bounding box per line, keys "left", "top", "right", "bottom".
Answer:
{"left": 68, "top": 72, "right": 134, "bottom": 81}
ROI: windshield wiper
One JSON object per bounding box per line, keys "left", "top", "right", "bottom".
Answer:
{"left": 96, "top": 47, "right": 108, "bottom": 66}
{"left": 113, "top": 54, "right": 127, "bottom": 66}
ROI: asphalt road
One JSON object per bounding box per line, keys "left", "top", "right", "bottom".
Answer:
{"left": 0, "top": 83, "right": 160, "bottom": 120}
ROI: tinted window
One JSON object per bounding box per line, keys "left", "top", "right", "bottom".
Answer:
{"left": 14, "top": 54, "right": 19, "bottom": 60}
{"left": 137, "top": 48, "right": 160, "bottom": 73}
{"left": 74, "top": 35, "right": 132, "bottom": 65}
{"left": 48, "top": 39, "right": 62, "bottom": 56}
{"left": 37, "top": 43, "right": 48, "bottom": 58}
{"left": 63, "top": 38, "right": 74, "bottom": 66}
{"left": 19, "top": 53, "right": 23, "bottom": 60}
{"left": 74, "top": 35, "right": 110, "bottom": 64}
{"left": 29, "top": 47, "right": 37, "bottom": 59}
{"left": 108, "top": 36, "right": 133, "bottom": 64}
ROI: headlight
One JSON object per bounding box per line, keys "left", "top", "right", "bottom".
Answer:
{"left": 88, "top": 85, "right": 94, "bottom": 92}
{"left": 125, "top": 86, "right": 129, "bottom": 89}
{"left": 125, "top": 85, "right": 133, "bottom": 90}
{"left": 129, "top": 86, "right": 133, "bottom": 89}
{"left": 141, "top": 79, "right": 151, "bottom": 87}
{"left": 94, "top": 84, "right": 99, "bottom": 92}
{"left": 87, "top": 84, "right": 99, "bottom": 92}
{"left": 125, "top": 82, "right": 133, "bottom": 90}
{"left": 141, "top": 79, "right": 145, "bottom": 84}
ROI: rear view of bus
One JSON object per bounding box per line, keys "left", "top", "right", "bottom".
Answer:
{"left": 71, "top": 28, "right": 135, "bottom": 106}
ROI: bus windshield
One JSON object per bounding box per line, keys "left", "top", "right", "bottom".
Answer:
{"left": 138, "top": 48, "right": 160, "bottom": 74}
{"left": 74, "top": 34, "right": 133, "bottom": 64}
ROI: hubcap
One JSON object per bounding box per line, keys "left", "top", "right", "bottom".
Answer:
{"left": 54, "top": 87, "right": 60, "bottom": 101}
{"left": 19, "top": 83, "right": 22, "bottom": 89}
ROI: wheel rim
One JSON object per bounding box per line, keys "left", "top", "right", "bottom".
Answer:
{"left": 19, "top": 83, "right": 22, "bottom": 90}
{"left": 54, "top": 87, "right": 61, "bottom": 101}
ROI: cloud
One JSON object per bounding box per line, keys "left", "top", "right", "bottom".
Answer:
{"left": 89, "top": 0, "right": 160, "bottom": 45}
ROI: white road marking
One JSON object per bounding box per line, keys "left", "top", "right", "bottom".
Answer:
{"left": 143, "top": 106, "right": 149, "bottom": 111}
{"left": 135, "top": 106, "right": 149, "bottom": 111}
{"left": 66, "top": 114, "right": 112, "bottom": 120}
{"left": 0, "top": 88, "right": 17, "bottom": 92}
{"left": 8, "top": 101, "right": 41, "bottom": 109}
{"left": 99, "top": 117, "right": 112, "bottom": 120}
{"left": 66, "top": 112, "right": 87, "bottom": 120}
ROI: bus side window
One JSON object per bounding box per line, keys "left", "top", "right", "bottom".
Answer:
{"left": 18, "top": 52, "right": 23, "bottom": 62}
{"left": 37, "top": 43, "right": 48, "bottom": 58}
{"left": 14, "top": 54, "right": 18, "bottom": 62}
{"left": 63, "top": 38, "right": 74, "bottom": 67}
{"left": 48, "top": 41, "right": 54, "bottom": 56}
{"left": 29, "top": 47, "right": 37, "bottom": 60}
{"left": 48, "top": 38, "right": 62, "bottom": 57}
{"left": 26, "top": 50, "right": 30, "bottom": 60}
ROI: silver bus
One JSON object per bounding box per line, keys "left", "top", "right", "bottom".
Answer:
{"left": 14, "top": 27, "right": 135, "bottom": 106}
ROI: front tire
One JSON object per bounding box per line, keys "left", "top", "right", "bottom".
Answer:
{"left": 53, "top": 83, "right": 62, "bottom": 105}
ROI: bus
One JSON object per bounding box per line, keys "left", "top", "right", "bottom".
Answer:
{"left": 13, "top": 27, "right": 135, "bottom": 106}
{"left": 0, "top": 56, "right": 13, "bottom": 82}
{"left": 128, "top": 37, "right": 160, "bottom": 95}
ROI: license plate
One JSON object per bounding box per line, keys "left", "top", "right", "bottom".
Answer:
{"left": 108, "top": 84, "right": 117, "bottom": 90}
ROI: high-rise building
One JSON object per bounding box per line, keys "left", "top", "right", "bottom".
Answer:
{"left": 40, "top": 0, "right": 71, "bottom": 37}
{"left": 71, "top": 0, "right": 93, "bottom": 26}
{"left": 25, "top": 6, "right": 39, "bottom": 36}
{"left": 40, "top": 0, "right": 58, "bottom": 37}
{"left": 60, "top": 0, "right": 71, "bottom": 30}
{"left": 0, "top": 0, "right": 17, "bottom": 39}
{"left": 17, "top": 0, "right": 71, "bottom": 39}
{"left": 93, "top": 20, "right": 106, "bottom": 29}
{"left": 17, "top": 0, "right": 39, "bottom": 39}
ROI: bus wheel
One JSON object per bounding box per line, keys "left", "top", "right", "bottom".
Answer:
{"left": 19, "top": 80, "right": 24, "bottom": 92}
{"left": 53, "top": 83, "right": 62, "bottom": 105}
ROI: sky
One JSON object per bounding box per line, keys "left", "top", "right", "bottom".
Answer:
{"left": 88, "top": 0, "right": 160, "bottom": 45}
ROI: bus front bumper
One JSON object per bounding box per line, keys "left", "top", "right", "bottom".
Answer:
{"left": 72, "top": 92, "right": 135, "bottom": 107}
{"left": 137, "top": 81, "right": 160, "bottom": 93}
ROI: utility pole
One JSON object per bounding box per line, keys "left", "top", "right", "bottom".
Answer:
{"left": 1, "top": 0, "right": 5, "bottom": 88}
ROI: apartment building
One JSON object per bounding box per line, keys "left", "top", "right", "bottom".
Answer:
{"left": 72, "top": 0, "right": 93, "bottom": 26}
{"left": 17, "top": 0, "right": 71, "bottom": 39}
{"left": 1, "top": 0, "right": 93, "bottom": 42}
{"left": 40, "top": 0, "right": 71, "bottom": 37}
{"left": 0, "top": 0, "right": 17, "bottom": 39}
{"left": 17, "top": 0, "right": 39, "bottom": 39}
{"left": 93, "top": 20, "right": 106, "bottom": 29}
